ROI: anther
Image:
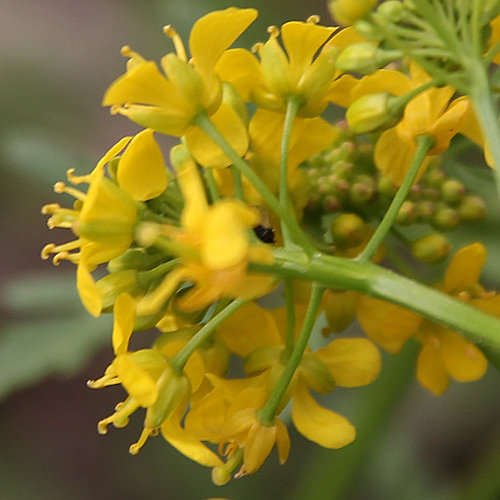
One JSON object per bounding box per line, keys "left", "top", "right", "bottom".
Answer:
{"left": 120, "top": 45, "right": 132, "bottom": 57}
{"left": 251, "top": 42, "right": 264, "bottom": 54}
{"left": 163, "top": 25, "right": 187, "bottom": 61}
{"left": 307, "top": 15, "right": 320, "bottom": 24}
{"left": 267, "top": 25, "right": 280, "bottom": 39}
{"left": 41, "top": 203, "right": 61, "bottom": 215}
{"left": 41, "top": 243, "right": 56, "bottom": 260}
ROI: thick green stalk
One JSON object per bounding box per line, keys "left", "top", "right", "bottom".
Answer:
{"left": 258, "top": 283, "right": 324, "bottom": 426}
{"left": 468, "top": 59, "right": 500, "bottom": 198}
{"left": 251, "top": 249, "right": 500, "bottom": 350}
{"left": 358, "top": 135, "right": 434, "bottom": 261}
{"left": 193, "top": 112, "right": 316, "bottom": 257}
{"left": 282, "top": 279, "right": 296, "bottom": 359}
{"left": 170, "top": 298, "right": 246, "bottom": 373}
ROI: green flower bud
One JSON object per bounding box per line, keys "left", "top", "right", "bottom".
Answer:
{"left": 416, "top": 200, "right": 436, "bottom": 221}
{"left": 96, "top": 269, "right": 140, "bottom": 310}
{"left": 432, "top": 206, "right": 459, "bottom": 231}
{"left": 323, "top": 289, "right": 358, "bottom": 334}
{"left": 330, "top": 213, "right": 369, "bottom": 248}
{"left": 376, "top": 1, "right": 405, "bottom": 21}
{"left": 458, "top": 195, "right": 487, "bottom": 221}
{"left": 422, "top": 166, "right": 446, "bottom": 188}
{"left": 354, "top": 20, "right": 385, "bottom": 41}
{"left": 440, "top": 179, "right": 466, "bottom": 204}
{"left": 411, "top": 233, "right": 451, "bottom": 264}
{"left": 349, "top": 174, "right": 376, "bottom": 206}
{"left": 323, "top": 194, "right": 342, "bottom": 212}
{"left": 346, "top": 92, "right": 403, "bottom": 135}
{"left": 336, "top": 43, "right": 403, "bottom": 74}
{"left": 395, "top": 200, "right": 417, "bottom": 225}
{"left": 328, "top": 0, "right": 378, "bottom": 26}
{"left": 378, "top": 176, "right": 397, "bottom": 200}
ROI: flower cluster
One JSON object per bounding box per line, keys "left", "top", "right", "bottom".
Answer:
{"left": 41, "top": 4, "right": 500, "bottom": 485}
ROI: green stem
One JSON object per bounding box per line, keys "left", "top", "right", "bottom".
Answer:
{"left": 193, "top": 112, "right": 316, "bottom": 257}
{"left": 170, "top": 298, "right": 246, "bottom": 373}
{"left": 231, "top": 165, "right": 244, "bottom": 200}
{"left": 358, "top": 135, "right": 434, "bottom": 261}
{"left": 258, "top": 283, "right": 324, "bottom": 425}
{"left": 282, "top": 279, "right": 296, "bottom": 359}
{"left": 204, "top": 168, "right": 220, "bottom": 202}
{"left": 251, "top": 249, "right": 500, "bottom": 351}
{"left": 280, "top": 97, "right": 302, "bottom": 246}
{"left": 291, "top": 341, "right": 419, "bottom": 500}
{"left": 468, "top": 59, "right": 500, "bottom": 198}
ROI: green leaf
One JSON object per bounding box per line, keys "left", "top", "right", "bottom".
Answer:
{"left": 0, "top": 314, "right": 111, "bottom": 402}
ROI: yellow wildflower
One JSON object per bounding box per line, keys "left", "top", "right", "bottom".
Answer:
{"left": 103, "top": 8, "right": 256, "bottom": 167}
{"left": 136, "top": 147, "right": 274, "bottom": 315}
{"left": 358, "top": 243, "right": 497, "bottom": 395}
{"left": 347, "top": 63, "right": 471, "bottom": 184}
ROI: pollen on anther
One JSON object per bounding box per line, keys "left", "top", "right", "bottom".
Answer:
{"left": 267, "top": 25, "right": 280, "bottom": 39}
{"left": 120, "top": 45, "right": 132, "bottom": 57}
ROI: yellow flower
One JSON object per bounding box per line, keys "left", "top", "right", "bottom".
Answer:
{"left": 358, "top": 243, "right": 497, "bottom": 395}
{"left": 348, "top": 63, "right": 471, "bottom": 184}
{"left": 103, "top": 8, "right": 256, "bottom": 167}
{"left": 136, "top": 147, "right": 274, "bottom": 315}
{"left": 41, "top": 131, "right": 168, "bottom": 316}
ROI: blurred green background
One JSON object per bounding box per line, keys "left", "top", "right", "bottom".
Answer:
{"left": 1, "top": 1, "right": 499, "bottom": 499}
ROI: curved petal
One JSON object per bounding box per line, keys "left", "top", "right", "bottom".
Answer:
{"left": 315, "top": 338, "right": 381, "bottom": 387}
{"left": 162, "top": 412, "right": 223, "bottom": 467}
{"left": 350, "top": 69, "right": 412, "bottom": 101}
{"left": 216, "top": 48, "right": 264, "bottom": 101}
{"left": 292, "top": 382, "right": 355, "bottom": 448}
{"left": 185, "top": 103, "right": 249, "bottom": 168}
{"left": 440, "top": 329, "right": 488, "bottom": 382}
{"left": 216, "top": 302, "right": 281, "bottom": 357}
{"left": 103, "top": 61, "right": 182, "bottom": 108}
{"left": 244, "top": 421, "right": 277, "bottom": 473}
{"left": 281, "top": 21, "right": 336, "bottom": 82}
{"left": 443, "top": 243, "right": 487, "bottom": 292}
{"left": 77, "top": 262, "right": 102, "bottom": 318}
{"left": 357, "top": 295, "right": 420, "bottom": 353}
{"left": 112, "top": 293, "right": 136, "bottom": 354}
{"left": 190, "top": 8, "right": 258, "bottom": 84}
{"left": 416, "top": 342, "right": 449, "bottom": 396}
{"left": 118, "top": 129, "right": 168, "bottom": 201}
{"left": 113, "top": 353, "right": 159, "bottom": 407}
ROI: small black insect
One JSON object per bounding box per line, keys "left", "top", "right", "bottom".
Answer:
{"left": 253, "top": 224, "right": 276, "bottom": 244}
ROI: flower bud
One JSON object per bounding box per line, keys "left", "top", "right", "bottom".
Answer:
{"left": 299, "top": 352, "right": 336, "bottom": 393}
{"left": 440, "top": 179, "right": 466, "bottom": 204}
{"left": 96, "top": 269, "right": 140, "bottom": 310}
{"left": 346, "top": 92, "right": 403, "bottom": 134}
{"left": 354, "top": 20, "right": 384, "bottom": 41}
{"left": 376, "top": 1, "right": 405, "bottom": 21}
{"left": 349, "top": 174, "right": 376, "bottom": 206}
{"left": 411, "top": 233, "right": 451, "bottom": 264}
{"left": 395, "top": 200, "right": 417, "bottom": 225}
{"left": 458, "top": 195, "right": 487, "bottom": 221}
{"left": 323, "top": 289, "right": 357, "bottom": 333}
{"left": 328, "top": 0, "right": 378, "bottom": 26}
{"left": 336, "top": 43, "right": 402, "bottom": 74}
{"left": 432, "top": 206, "right": 459, "bottom": 231}
{"left": 330, "top": 213, "right": 369, "bottom": 248}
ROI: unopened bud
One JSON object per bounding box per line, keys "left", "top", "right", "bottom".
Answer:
{"left": 349, "top": 175, "right": 376, "bottom": 205}
{"left": 395, "top": 200, "right": 417, "bottom": 225}
{"left": 323, "top": 289, "right": 357, "bottom": 333}
{"left": 411, "top": 233, "right": 451, "bottom": 264}
{"left": 336, "top": 43, "right": 403, "bottom": 74}
{"left": 433, "top": 206, "right": 459, "bottom": 230}
{"left": 346, "top": 92, "right": 403, "bottom": 134}
{"left": 440, "top": 179, "right": 466, "bottom": 204}
{"left": 458, "top": 195, "right": 487, "bottom": 221}
{"left": 330, "top": 213, "right": 369, "bottom": 248}
{"left": 376, "top": 1, "right": 405, "bottom": 21}
{"left": 328, "top": 0, "right": 378, "bottom": 25}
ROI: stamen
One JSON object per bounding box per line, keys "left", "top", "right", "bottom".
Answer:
{"left": 163, "top": 25, "right": 188, "bottom": 62}
{"left": 87, "top": 373, "right": 120, "bottom": 389}
{"left": 41, "top": 203, "right": 61, "bottom": 215}
{"left": 67, "top": 168, "right": 92, "bottom": 186}
{"left": 267, "top": 25, "right": 280, "bottom": 39}
{"left": 251, "top": 42, "right": 264, "bottom": 55}
{"left": 97, "top": 398, "right": 139, "bottom": 434}
{"left": 53, "top": 181, "right": 86, "bottom": 201}
{"left": 41, "top": 243, "right": 56, "bottom": 260}
{"left": 307, "top": 15, "right": 320, "bottom": 24}
{"left": 129, "top": 427, "right": 156, "bottom": 455}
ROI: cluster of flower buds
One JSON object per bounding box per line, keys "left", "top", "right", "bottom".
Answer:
{"left": 301, "top": 125, "right": 487, "bottom": 260}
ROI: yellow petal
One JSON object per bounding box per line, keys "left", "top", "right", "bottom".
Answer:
{"left": 112, "top": 293, "right": 136, "bottom": 354}
{"left": 357, "top": 295, "right": 420, "bottom": 353}
{"left": 190, "top": 8, "right": 258, "bottom": 84}
{"left": 440, "top": 329, "right": 488, "bottom": 382}
{"left": 416, "top": 341, "right": 450, "bottom": 396}
{"left": 244, "top": 421, "right": 277, "bottom": 474}
{"left": 216, "top": 302, "right": 281, "bottom": 357}
{"left": 161, "top": 410, "right": 223, "bottom": 467}
{"left": 443, "top": 243, "right": 487, "bottom": 292}
{"left": 113, "top": 353, "right": 159, "bottom": 407}
{"left": 216, "top": 48, "right": 264, "bottom": 101}
{"left": 291, "top": 382, "right": 355, "bottom": 448}
{"left": 276, "top": 418, "right": 291, "bottom": 464}
{"left": 325, "top": 73, "right": 359, "bottom": 107}
{"left": 184, "top": 103, "right": 249, "bottom": 168}
{"left": 117, "top": 129, "right": 168, "bottom": 201}
{"left": 315, "top": 338, "right": 381, "bottom": 387}
{"left": 281, "top": 21, "right": 336, "bottom": 83}
{"left": 103, "top": 61, "right": 184, "bottom": 108}
{"left": 77, "top": 262, "right": 102, "bottom": 318}
{"left": 201, "top": 202, "right": 249, "bottom": 269}
{"left": 350, "top": 69, "right": 411, "bottom": 101}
